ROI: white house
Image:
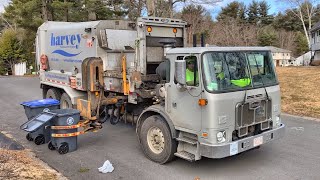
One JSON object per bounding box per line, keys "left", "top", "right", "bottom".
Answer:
{"left": 296, "top": 51, "right": 313, "bottom": 66}
{"left": 266, "top": 46, "right": 295, "bottom": 67}
{"left": 310, "top": 21, "right": 320, "bottom": 63}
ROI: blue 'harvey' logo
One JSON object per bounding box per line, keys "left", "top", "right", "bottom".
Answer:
{"left": 51, "top": 33, "right": 82, "bottom": 57}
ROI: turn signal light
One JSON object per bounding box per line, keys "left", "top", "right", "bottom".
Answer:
{"left": 202, "top": 132, "right": 208, "bottom": 137}
{"left": 147, "top": 26, "right": 152, "bottom": 32}
{"left": 198, "top": 99, "right": 208, "bottom": 106}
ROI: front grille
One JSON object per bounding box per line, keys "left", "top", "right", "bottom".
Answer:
{"left": 235, "top": 99, "right": 272, "bottom": 137}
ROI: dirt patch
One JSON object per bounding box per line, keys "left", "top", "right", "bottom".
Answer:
{"left": 0, "top": 132, "right": 66, "bottom": 180}
{"left": 0, "top": 149, "right": 61, "bottom": 180}
{"left": 277, "top": 66, "right": 320, "bottom": 119}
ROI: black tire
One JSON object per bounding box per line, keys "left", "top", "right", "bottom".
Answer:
{"left": 42, "top": 88, "right": 48, "bottom": 99}
{"left": 34, "top": 134, "right": 45, "bottom": 145}
{"left": 60, "top": 93, "right": 72, "bottom": 109}
{"left": 46, "top": 88, "right": 61, "bottom": 100}
{"left": 48, "top": 141, "right": 56, "bottom": 150}
{"left": 26, "top": 133, "right": 33, "bottom": 141}
{"left": 98, "top": 106, "right": 109, "bottom": 123}
{"left": 58, "top": 142, "right": 69, "bottom": 154}
{"left": 138, "top": 115, "right": 177, "bottom": 164}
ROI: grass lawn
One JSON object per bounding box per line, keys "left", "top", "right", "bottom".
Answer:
{"left": 277, "top": 66, "right": 320, "bottom": 119}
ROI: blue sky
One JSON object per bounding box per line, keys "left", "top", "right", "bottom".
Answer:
{"left": 214, "top": 0, "right": 289, "bottom": 15}
{"left": 0, "top": 0, "right": 289, "bottom": 17}
{"left": 174, "top": 0, "right": 289, "bottom": 18}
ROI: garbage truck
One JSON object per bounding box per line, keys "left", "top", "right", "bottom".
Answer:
{"left": 36, "top": 17, "right": 285, "bottom": 163}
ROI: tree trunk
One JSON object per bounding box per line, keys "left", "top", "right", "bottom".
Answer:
{"left": 169, "top": 0, "right": 174, "bottom": 18}
{"left": 64, "top": 0, "right": 69, "bottom": 22}
{"left": 298, "top": 9, "right": 311, "bottom": 48}
{"left": 146, "top": 0, "right": 155, "bottom": 16}
{"left": 42, "top": 0, "right": 48, "bottom": 21}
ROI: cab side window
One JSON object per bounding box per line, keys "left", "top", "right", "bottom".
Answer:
{"left": 184, "top": 56, "right": 199, "bottom": 86}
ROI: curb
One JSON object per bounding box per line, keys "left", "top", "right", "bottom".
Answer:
{"left": 282, "top": 113, "right": 320, "bottom": 122}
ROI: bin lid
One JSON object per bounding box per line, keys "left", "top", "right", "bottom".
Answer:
{"left": 47, "top": 109, "right": 80, "bottom": 117}
{"left": 21, "top": 99, "right": 60, "bottom": 108}
{"left": 20, "top": 112, "right": 56, "bottom": 132}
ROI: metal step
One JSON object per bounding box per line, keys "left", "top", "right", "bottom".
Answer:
{"left": 176, "top": 137, "right": 197, "bottom": 145}
{"left": 174, "top": 151, "right": 195, "bottom": 162}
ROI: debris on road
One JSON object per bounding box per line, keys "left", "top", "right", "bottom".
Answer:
{"left": 290, "top": 127, "right": 305, "bottom": 131}
{"left": 98, "top": 160, "right": 114, "bottom": 173}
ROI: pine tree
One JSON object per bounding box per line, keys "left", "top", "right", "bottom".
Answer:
{"left": 0, "top": 29, "right": 27, "bottom": 75}
{"left": 258, "top": 0, "right": 273, "bottom": 25}
{"left": 217, "top": 1, "right": 246, "bottom": 22}
{"left": 247, "top": 0, "right": 259, "bottom": 24}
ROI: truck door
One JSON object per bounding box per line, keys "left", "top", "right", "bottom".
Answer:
{"left": 166, "top": 55, "right": 202, "bottom": 132}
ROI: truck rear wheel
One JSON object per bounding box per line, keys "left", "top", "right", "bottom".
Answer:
{"left": 46, "top": 88, "right": 61, "bottom": 100}
{"left": 60, "top": 93, "right": 72, "bottom": 109}
{"left": 139, "top": 115, "right": 177, "bottom": 164}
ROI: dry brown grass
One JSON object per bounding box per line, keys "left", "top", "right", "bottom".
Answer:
{"left": 277, "top": 66, "right": 320, "bottom": 119}
{"left": 0, "top": 149, "right": 58, "bottom": 180}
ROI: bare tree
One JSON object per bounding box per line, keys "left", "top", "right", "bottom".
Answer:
{"left": 146, "top": 0, "right": 222, "bottom": 18}
{"left": 126, "top": 0, "right": 145, "bottom": 20}
{"left": 170, "top": 0, "right": 223, "bottom": 17}
{"left": 209, "top": 18, "right": 259, "bottom": 46}
{"left": 284, "top": 0, "right": 319, "bottom": 47}
{"left": 146, "top": 0, "right": 155, "bottom": 16}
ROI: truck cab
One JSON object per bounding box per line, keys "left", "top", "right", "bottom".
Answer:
{"left": 137, "top": 46, "right": 285, "bottom": 162}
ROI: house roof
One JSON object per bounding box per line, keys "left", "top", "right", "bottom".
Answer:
{"left": 266, "top": 46, "right": 291, "bottom": 53}
{"left": 310, "top": 21, "right": 320, "bottom": 32}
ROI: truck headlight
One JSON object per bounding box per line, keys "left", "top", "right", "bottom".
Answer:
{"left": 275, "top": 115, "right": 281, "bottom": 127}
{"left": 216, "top": 131, "right": 226, "bottom": 143}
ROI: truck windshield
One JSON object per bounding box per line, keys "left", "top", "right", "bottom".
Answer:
{"left": 202, "top": 51, "right": 277, "bottom": 92}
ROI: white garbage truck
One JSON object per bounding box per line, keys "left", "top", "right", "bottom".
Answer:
{"left": 36, "top": 17, "right": 285, "bottom": 163}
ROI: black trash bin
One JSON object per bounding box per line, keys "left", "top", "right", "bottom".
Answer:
{"left": 20, "top": 99, "right": 60, "bottom": 144}
{"left": 20, "top": 112, "right": 56, "bottom": 145}
{"left": 47, "top": 109, "right": 80, "bottom": 154}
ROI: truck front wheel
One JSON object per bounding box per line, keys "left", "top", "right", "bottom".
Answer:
{"left": 139, "top": 115, "right": 177, "bottom": 164}
{"left": 60, "top": 93, "right": 72, "bottom": 109}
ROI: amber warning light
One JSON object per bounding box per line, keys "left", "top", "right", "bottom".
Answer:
{"left": 147, "top": 26, "right": 152, "bottom": 32}
{"left": 173, "top": 28, "right": 177, "bottom": 34}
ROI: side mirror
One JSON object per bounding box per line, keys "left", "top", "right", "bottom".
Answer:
{"left": 175, "top": 60, "right": 186, "bottom": 85}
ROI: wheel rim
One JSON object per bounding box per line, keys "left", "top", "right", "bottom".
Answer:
{"left": 147, "top": 126, "right": 165, "bottom": 154}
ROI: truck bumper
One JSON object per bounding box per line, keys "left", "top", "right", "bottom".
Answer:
{"left": 200, "top": 123, "right": 285, "bottom": 159}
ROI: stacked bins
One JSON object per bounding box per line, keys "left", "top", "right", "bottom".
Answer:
{"left": 20, "top": 99, "right": 60, "bottom": 145}
{"left": 48, "top": 109, "right": 80, "bottom": 154}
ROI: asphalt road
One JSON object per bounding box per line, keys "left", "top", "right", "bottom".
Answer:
{"left": 1, "top": 77, "right": 320, "bottom": 180}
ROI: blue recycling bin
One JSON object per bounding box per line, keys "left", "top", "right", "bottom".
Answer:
{"left": 21, "top": 99, "right": 60, "bottom": 144}
{"left": 21, "top": 99, "right": 60, "bottom": 120}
